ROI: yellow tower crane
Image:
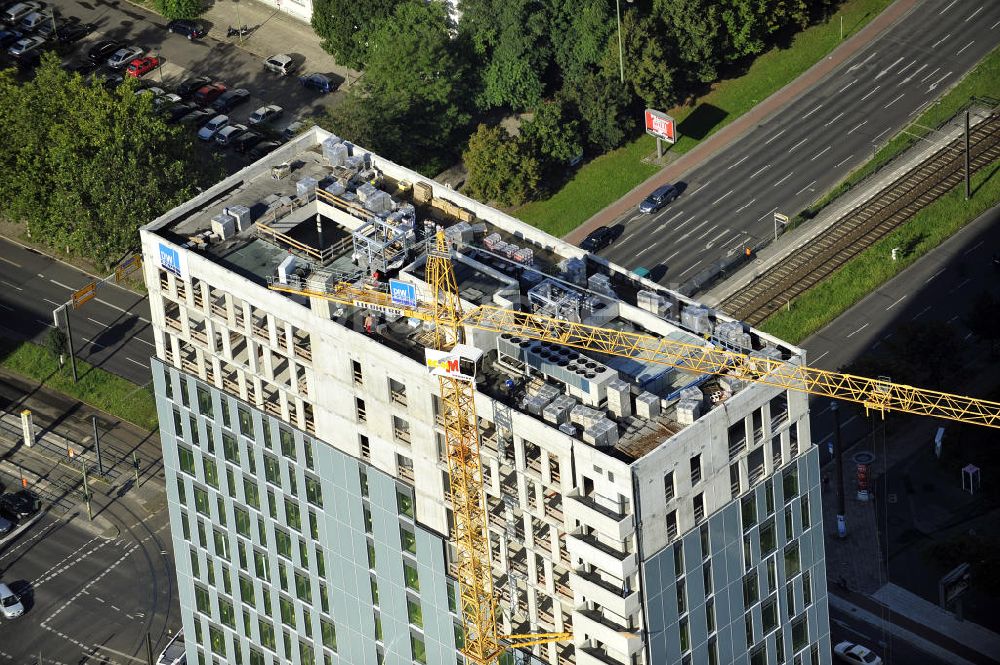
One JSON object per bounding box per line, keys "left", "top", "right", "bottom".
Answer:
{"left": 269, "top": 231, "right": 1000, "bottom": 665}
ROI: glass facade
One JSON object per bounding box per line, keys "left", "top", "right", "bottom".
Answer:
{"left": 155, "top": 359, "right": 460, "bottom": 665}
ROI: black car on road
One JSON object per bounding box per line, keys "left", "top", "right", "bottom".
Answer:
{"left": 87, "top": 38, "right": 120, "bottom": 63}
{"left": 233, "top": 130, "right": 265, "bottom": 154}
{"left": 212, "top": 87, "right": 249, "bottom": 112}
{"left": 176, "top": 75, "right": 211, "bottom": 99}
{"left": 0, "top": 490, "right": 40, "bottom": 521}
{"left": 166, "top": 19, "right": 206, "bottom": 40}
{"left": 580, "top": 226, "right": 617, "bottom": 252}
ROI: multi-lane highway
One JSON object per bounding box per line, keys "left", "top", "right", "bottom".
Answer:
{"left": 601, "top": 0, "right": 1000, "bottom": 289}
{"left": 0, "top": 237, "right": 154, "bottom": 384}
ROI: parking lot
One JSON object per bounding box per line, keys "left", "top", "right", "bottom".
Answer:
{"left": 1, "top": 0, "right": 347, "bottom": 173}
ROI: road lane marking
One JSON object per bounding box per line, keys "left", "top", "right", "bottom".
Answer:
{"left": 873, "top": 127, "right": 891, "bottom": 141}
{"left": 795, "top": 180, "right": 816, "bottom": 196}
{"left": 88, "top": 317, "right": 104, "bottom": 326}
{"left": 637, "top": 245, "right": 654, "bottom": 257}
{"left": 992, "top": 19, "right": 1000, "bottom": 29}
{"left": 0, "top": 257, "right": 21, "bottom": 268}
{"left": 948, "top": 277, "right": 972, "bottom": 294}
{"left": 896, "top": 59, "right": 917, "bottom": 76}
{"left": 727, "top": 155, "right": 749, "bottom": 169}
{"left": 788, "top": 138, "right": 809, "bottom": 153}
{"left": 689, "top": 181, "right": 712, "bottom": 196}
{"left": 883, "top": 93, "right": 904, "bottom": 109}
{"left": 900, "top": 63, "right": 928, "bottom": 85}
{"left": 875, "top": 57, "right": 904, "bottom": 79}
{"left": 43, "top": 297, "right": 59, "bottom": 305}
{"left": 939, "top": 0, "right": 957, "bottom": 14}
{"left": 927, "top": 71, "right": 952, "bottom": 91}
{"left": 678, "top": 262, "right": 702, "bottom": 279}
{"left": 812, "top": 351, "right": 830, "bottom": 365}
{"left": 859, "top": 86, "right": 880, "bottom": 102}
{"left": 810, "top": 146, "right": 831, "bottom": 161}
{"left": 848, "top": 52, "right": 877, "bottom": 72}
{"left": 920, "top": 66, "right": 940, "bottom": 83}
{"left": 835, "top": 154, "right": 855, "bottom": 168}
{"left": 0, "top": 304, "right": 10, "bottom": 311}
{"left": 847, "top": 120, "right": 868, "bottom": 135}
{"left": 801, "top": 104, "right": 823, "bottom": 119}
{"left": 675, "top": 214, "right": 697, "bottom": 229}
{"left": 847, "top": 323, "right": 870, "bottom": 338}
{"left": 758, "top": 207, "right": 778, "bottom": 222}
{"left": 697, "top": 224, "right": 719, "bottom": 240}
{"left": 90, "top": 644, "right": 147, "bottom": 664}
{"left": 912, "top": 305, "right": 931, "bottom": 320}
{"left": 734, "top": 198, "right": 757, "bottom": 213}
{"left": 824, "top": 112, "right": 844, "bottom": 127}
{"left": 955, "top": 40, "right": 975, "bottom": 56}
{"left": 764, "top": 129, "right": 786, "bottom": 145}
{"left": 95, "top": 297, "right": 151, "bottom": 323}
{"left": 49, "top": 279, "right": 75, "bottom": 290}
{"left": 931, "top": 33, "right": 950, "bottom": 49}
{"left": 712, "top": 190, "right": 734, "bottom": 205}
{"left": 749, "top": 164, "right": 770, "bottom": 178}
{"left": 665, "top": 250, "right": 681, "bottom": 262}
{"left": 885, "top": 294, "right": 907, "bottom": 310}
{"left": 925, "top": 269, "right": 944, "bottom": 283}
{"left": 773, "top": 172, "right": 794, "bottom": 187}
{"left": 0, "top": 279, "right": 21, "bottom": 291}
{"left": 705, "top": 229, "right": 729, "bottom": 246}
{"left": 965, "top": 6, "right": 983, "bottom": 21}
{"left": 661, "top": 210, "right": 686, "bottom": 225}
{"left": 963, "top": 240, "right": 984, "bottom": 255}
{"left": 137, "top": 337, "right": 155, "bottom": 347}
{"left": 838, "top": 80, "right": 857, "bottom": 93}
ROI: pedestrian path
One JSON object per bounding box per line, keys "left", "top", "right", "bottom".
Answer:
{"left": 872, "top": 583, "right": 1000, "bottom": 661}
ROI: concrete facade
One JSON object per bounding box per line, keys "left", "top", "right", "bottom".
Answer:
{"left": 140, "top": 127, "right": 829, "bottom": 665}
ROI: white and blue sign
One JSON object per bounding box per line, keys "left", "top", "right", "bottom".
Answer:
{"left": 389, "top": 279, "right": 416, "bottom": 308}
{"left": 159, "top": 243, "right": 182, "bottom": 277}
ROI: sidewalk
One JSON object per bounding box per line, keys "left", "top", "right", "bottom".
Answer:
{"left": 564, "top": 0, "right": 921, "bottom": 245}
{"left": 0, "top": 368, "right": 168, "bottom": 538}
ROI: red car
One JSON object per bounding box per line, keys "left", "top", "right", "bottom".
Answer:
{"left": 125, "top": 56, "right": 161, "bottom": 78}
{"left": 193, "top": 82, "right": 227, "bottom": 105}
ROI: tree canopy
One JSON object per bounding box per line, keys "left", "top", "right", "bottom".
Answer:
{"left": 0, "top": 56, "right": 221, "bottom": 268}
{"left": 154, "top": 0, "right": 203, "bottom": 20}
{"left": 311, "top": 0, "right": 404, "bottom": 69}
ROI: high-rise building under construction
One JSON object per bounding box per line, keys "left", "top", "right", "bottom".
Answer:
{"left": 140, "top": 127, "right": 830, "bottom": 665}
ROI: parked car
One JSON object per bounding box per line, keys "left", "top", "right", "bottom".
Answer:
{"left": 166, "top": 18, "right": 205, "bottom": 40}
{"left": 178, "top": 107, "right": 214, "bottom": 125}
{"left": 6, "top": 34, "right": 42, "bottom": 57}
{"left": 0, "top": 491, "right": 39, "bottom": 521}
{"left": 0, "top": 28, "right": 22, "bottom": 48}
{"left": 211, "top": 87, "right": 249, "bottom": 112}
{"left": 248, "top": 140, "right": 282, "bottom": 158}
{"left": 0, "top": 582, "right": 24, "bottom": 619}
{"left": 192, "top": 82, "right": 226, "bottom": 105}
{"left": 18, "top": 10, "right": 45, "bottom": 32}
{"left": 638, "top": 183, "right": 680, "bottom": 214}
{"left": 54, "top": 22, "right": 92, "bottom": 47}
{"left": 62, "top": 58, "right": 100, "bottom": 75}
{"left": 834, "top": 642, "right": 882, "bottom": 665}
{"left": 263, "top": 53, "right": 295, "bottom": 76}
{"left": 281, "top": 120, "right": 305, "bottom": 140}
{"left": 247, "top": 104, "right": 282, "bottom": 126}
{"left": 106, "top": 45, "right": 142, "bottom": 69}
{"left": 233, "top": 130, "right": 265, "bottom": 153}
{"left": 175, "top": 74, "right": 210, "bottom": 99}
{"left": 579, "top": 225, "right": 616, "bottom": 252}
{"left": 197, "top": 114, "right": 229, "bottom": 141}
{"left": 125, "top": 55, "right": 160, "bottom": 78}
{"left": 87, "top": 38, "right": 120, "bottom": 62}
{"left": 3, "top": 1, "right": 41, "bottom": 26}
{"left": 99, "top": 70, "right": 124, "bottom": 90}
{"left": 164, "top": 101, "right": 197, "bottom": 122}
{"left": 154, "top": 92, "right": 181, "bottom": 108}
{"left": 299, "top": 72, "right": 332, "bottom": 93}
{"left": 0, "top": 515, "right": 13, "bottom": 536}
{"left": 214, "top": 123, "right": 247, "bottom": 147}
{"left": 155, "top": 630, "right": 185, "bottom": 665}
{"left": 135, "top": 85, "right": 165, "bottom": 98}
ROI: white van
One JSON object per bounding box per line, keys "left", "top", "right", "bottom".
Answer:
{"left": 19, "top": 11, "right": 46, "bottom": 32}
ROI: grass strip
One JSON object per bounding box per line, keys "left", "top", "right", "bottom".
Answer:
{"left": 0, "top": 338, "right": 158, "bottom": 431}
{"left": 759, "top": 160, "right": 1000, "bottom": 345}
{"left": 516, "top": 0, "right": 895, "bottom": 236}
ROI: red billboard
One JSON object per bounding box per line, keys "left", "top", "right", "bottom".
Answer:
{"left": 644, "top": 109, "right": 676, "bottom": 144}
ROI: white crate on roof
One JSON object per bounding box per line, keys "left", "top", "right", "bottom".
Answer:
{"left": 501, "top": 243, "right": 518, "bottom": 258}
{"left": 484, "top": 232, "right": 502, "bottom": 250}
{"left": 513, "top": 248, "right": 534, "bottom": 265}
{"left": 356, "top": 183, "right": 378, "bottom": 203}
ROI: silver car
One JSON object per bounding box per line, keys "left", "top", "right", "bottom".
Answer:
{"left": 107, "top": 45, "right": 142, "bottom": 69}
{"left": 197, "top": 114, "right": 229, "bottom": 141}
{"left": 263, "top": 53, "right": 295, "bottom": 76}
{"left": 0, "top": 582, "right": 24, "bottom": 619}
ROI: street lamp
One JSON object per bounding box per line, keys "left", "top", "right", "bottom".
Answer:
{"left": 615, "top": 0, "right": 634, "bottom": 84}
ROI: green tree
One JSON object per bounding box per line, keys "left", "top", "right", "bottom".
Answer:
{"left": 547, "top": 0, "right": 615, "bottom": 87}
{"left": 45, "top": 327, "right": 68, "bottom": 366}
{"left": 463, "top": 124, "right": 540, "bottom": 206}
{"left": 653, "top": 0, "right": 724, "bottom": 84}
{"left": 153, "top": 0, "right": 203, "bottom": 20}
{"left": 311, "top": 0, "right": 403, "bottom": 69}
{"left": 322, "top": 1, "right": 469, "bottom": 173}
{"left": 564, "top": 72, "right": 633, "bottom": 151}
{"left": 520, "top": 98, "right": 582, "bottom": 165}
{"left": 0, "top": 55, "right": 220, "bottom": 268}
{"left": 603, "top": 10, "right": 677, "bottom": 109}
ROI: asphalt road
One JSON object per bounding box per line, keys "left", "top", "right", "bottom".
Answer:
{"left": 0, "top": 236, "right": 155, "bottom": 384}
{"left": 803, "top": 204, "right": 1000, "bottom": 462}
{"left": 600, "top": 0, "right": 1000, "bottom": 290}
{"left": 829, "top": 603, "right": 952, "bottom": 665}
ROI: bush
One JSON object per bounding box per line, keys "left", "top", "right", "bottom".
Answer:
{"left": 154, "top": 0, "right": 203, "bottom": 20}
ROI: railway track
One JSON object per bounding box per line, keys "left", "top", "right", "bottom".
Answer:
{"left": 719, "top": 112, "right": 1000, "bottom": 326}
